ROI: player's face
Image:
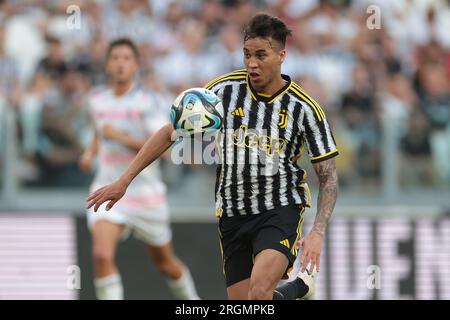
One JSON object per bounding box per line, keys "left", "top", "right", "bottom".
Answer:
{"left": 106, "top": 45, "right": 139, "bottom": 84}
{"left": 243, "top": 37, "right": 286, "bottom": 90}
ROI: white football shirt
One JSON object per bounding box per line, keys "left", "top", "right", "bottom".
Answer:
{"left": 88, "top": 84, "right": 169, "bottom": 209}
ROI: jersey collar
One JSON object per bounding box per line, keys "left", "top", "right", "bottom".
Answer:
{"left": 111, "top": 81, "right": 140, "bottom": 98}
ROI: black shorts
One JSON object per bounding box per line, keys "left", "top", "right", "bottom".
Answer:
{"left": 218, "top": 204, "right": 306, "bottom": 287}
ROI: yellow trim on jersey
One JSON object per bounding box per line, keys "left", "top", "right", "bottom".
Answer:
{"left": 205, "top": 69, "right": 246, "bottom": 88}
{"left": 204, "top": 69, "right": 247, "bottom": 89}
{"left": 218, "top": 230, "right": 225, "bottom": 276}
{"left": 220, "top": 246, "right": 225, "bottom": 277}
{"left": 268, "top": 83, "right": 293, "bottom": 104}
{"left": 299, "top": 183, "right": 311, "bottom": 208}
{"left": 310, "top": 149, "right": 339, "bottom": 161}
{"left": 205, "top": 75, "right": 247, "bottom": 90}
{"left": 291, "top": 141, "right": 305, "bottom": 162}
{"left": 258, "top": 92, "right": 271, "bottom": 97}
{"left": 291, "top": 206, "right": 306, "bottom": 256}
{"left": 246, "top": 76, "right": 258, "bottom": 101}
{"left": 204, "top": 71, "right": 245, "bottom": 88}
{"left": 289, "top": 86, "right": 324, "bottom": 121}
{"left": 291, "top": 82, "right": 326, "bottom": 120}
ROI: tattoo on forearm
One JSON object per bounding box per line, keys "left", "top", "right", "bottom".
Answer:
{"left": 312, "top": 158, "right": 338, "bottom": 237}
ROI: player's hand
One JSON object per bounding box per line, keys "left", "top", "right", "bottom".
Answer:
{"left": 297, "top": 229, "right": 323, "bottom": 274}
{"left": 86, "top": 179, "right": 127, "bottom": 212}
{"left": 102, "top": 123, "right": 122, "bottom": 140}
{"left": 79, "top": 150, "right": 94, "bottom": 173}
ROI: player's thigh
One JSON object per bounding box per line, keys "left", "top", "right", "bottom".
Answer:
{"left": 227, "top": 278, "right": 250, "bottom": 300}
{"left": 91, "top": 219, "right": 126, "bottom": 258}
{"left": 249, "top": 249, "right": 289, "bottom": 295}
{"left": 221, "top": 240, "right": 254, "bottom": 290}
{"left": 252, "top": 204, "right": 305, "bottom": 279}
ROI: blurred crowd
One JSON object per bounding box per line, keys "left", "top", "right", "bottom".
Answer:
{"left": 0, "top": 0, "right": 450, "bottom": 191}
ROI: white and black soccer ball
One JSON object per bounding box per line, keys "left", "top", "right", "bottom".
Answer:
{"left": 170, "top": 88, "right": 224, "bottom": 137}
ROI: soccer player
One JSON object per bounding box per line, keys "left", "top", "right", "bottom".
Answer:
{"left": 87, "top": 14, "right": 339, "bottom": 300}
{"left": 80, "top": 38, "right": 199, "bottom": 300}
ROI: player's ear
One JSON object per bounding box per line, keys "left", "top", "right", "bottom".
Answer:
{"left": 279, "top": 49, "right": 286, "bottom": 64}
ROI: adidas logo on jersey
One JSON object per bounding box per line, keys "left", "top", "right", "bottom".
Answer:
{"left": 231, "top": 107, "right": 245, "bottom": 117}
{"left": 280, "top": 239, "right": 290, "bottom": 249}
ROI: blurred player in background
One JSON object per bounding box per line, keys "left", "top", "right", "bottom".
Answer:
{"left": 79, "top": 38, "right": 199, "bottom": 300}
{"left": 87, "top": 14, "right": 339, "bottom": 300}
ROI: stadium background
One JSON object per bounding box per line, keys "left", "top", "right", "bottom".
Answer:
{"left": 0, "top": 0, "right": 449, "bottom": 299}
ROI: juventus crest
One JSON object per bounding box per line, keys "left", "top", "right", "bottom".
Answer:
{"left": 278, "top": 109, "right": 288, "bottom": 128}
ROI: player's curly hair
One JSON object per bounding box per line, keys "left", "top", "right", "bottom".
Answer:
{"left": 243, "top": 13, "right": 292, "bottom": 48}
{"left": 106, "top": 38, "right": 140, "bottom": 60}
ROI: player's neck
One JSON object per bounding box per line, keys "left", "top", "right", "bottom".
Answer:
{"left": 112, "top": 81, "right": 134, "bottom": 96}
{"left": 253, "top": 74, "right": 285, "bottom": 97}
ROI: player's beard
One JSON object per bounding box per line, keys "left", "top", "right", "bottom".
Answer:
{"left": 252, "top": 75, "right": 269, "bottom": 93}
{"left": 259, "top": 68, "right": 282, "bottom": 93}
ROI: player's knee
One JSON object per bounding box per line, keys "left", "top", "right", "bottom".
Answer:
{"left": 93, "top": 249, "right": 115, "bottom": 268}
{"left": 248, "top": 280, "right": 273, "bottom": 300}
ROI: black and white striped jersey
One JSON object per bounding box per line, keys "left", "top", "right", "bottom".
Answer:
{"left": 205, "top": 69, "right": 338, "bottom": 218}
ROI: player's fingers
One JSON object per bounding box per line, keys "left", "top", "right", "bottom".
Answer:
{"left": 309, "top": 256, "right": 317, "bottom": 274}
{"left": 299, "top": 246, "right": 306, "bottom": 266}
{"left": 301, "top": 254, "right": 310, "bottom": 273}
{"left": 106, "top": 199, "right": 118, "bottom": 211}
{"left": 316, "top": 255, "right": 321, "bottom": 273}
{"left": 87, "top": 188, "right": 104, "bottom": 202}
{"left": 297, "top": 239, "right": 304, "bottom": 250}
{"left": 92, "top": 189, "right": 110, "bottom": 203}
{"left": 86, "top": 200, "right": 95, "bottom": 209}
{"left": 86, "top": 196, "right": 101, "bottom": 209}
{"left": 86, "top": 190, "right": 100, "bottom": 202}
{"left": 86, "top": 192, "right": 104, "bottom": 209}
{"left": 93, "top": 197, "right": 106, "bottom": 213}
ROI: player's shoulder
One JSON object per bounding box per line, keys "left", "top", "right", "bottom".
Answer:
{"left": 87, "top": 85, "right": 112, "bottom": 109}
{"left": 132, "top": 86, "right": 154, "bottom": 101}
{"left": 89, "top": 84, "right": 111, "bottom": 100}
{"left": 287, "top": 80, "right": 313, "bottom": 103}
{"left": 135, "top": 87, "right": 167, "bottom": 105}
{"left": 136, "top": 87, "right": 172, "bottom": 113}
{"left": 204, "top": 69, "right": 247, "bottom": 91}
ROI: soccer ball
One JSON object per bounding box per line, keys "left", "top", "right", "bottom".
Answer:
{"left": 170, "top": 88, "right": 224, "bottom": 137}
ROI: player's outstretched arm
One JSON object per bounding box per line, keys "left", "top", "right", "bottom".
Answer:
{"left": 311, "top": 158, "right": 338, "bottom": 237}
{"left": 86, "top": 123, "right": 176, "bottom": 212}
{"left": 297, "top": 158, "right": 338, "bottom": 273}
{"left": 102, "top": 123, "right": 147, "bottom": 151}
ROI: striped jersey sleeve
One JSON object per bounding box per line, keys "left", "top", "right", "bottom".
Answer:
{"left": 290, "top": 82, "right": 338, "bottom": 163}
{"left": 204, "top": 69, "right": 247, "bottom": 95}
